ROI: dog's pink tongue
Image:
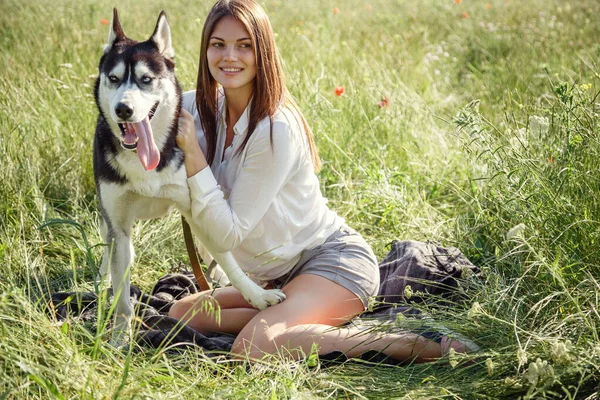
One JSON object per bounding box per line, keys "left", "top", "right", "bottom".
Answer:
{"left": 126, "top": 118, "right": 160, "bottom": 171}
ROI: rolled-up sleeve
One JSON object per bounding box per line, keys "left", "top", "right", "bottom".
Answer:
{"left": 187, "top": 119, "right": 299, "bottom": 253}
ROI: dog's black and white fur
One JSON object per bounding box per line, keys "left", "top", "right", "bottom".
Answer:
{"left": 93, "top": 9, "right": 285, "bottom": 346}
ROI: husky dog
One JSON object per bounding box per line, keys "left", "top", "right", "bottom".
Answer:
{"left": 93, "top": 9, "right": 285, "bottom": 346}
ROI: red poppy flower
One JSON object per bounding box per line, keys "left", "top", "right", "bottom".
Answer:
{"left": 378, "top": 96, "right": 391, "bottom": 109}
{"left": 485, "top": 3, "right": 492, "bottom": 8}
{"left": 100, "top": 18, "right": 109, "bottom": 25}
{"left": 333, "top": 7, "right": 340, "bottom": 14}
{"left": 454, "top": 0, "right": 462, "bottom": 4}
{"left": 462, "top": 11, "right": 469, "bottom": 18}
{"left": 335, "top": 86, "right": 345, "bottom": 96}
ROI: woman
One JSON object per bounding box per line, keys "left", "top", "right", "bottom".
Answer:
{"left": 170, "top": 0, "right": 470, "bottom": 362}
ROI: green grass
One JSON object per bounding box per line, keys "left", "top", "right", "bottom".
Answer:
{"left": 1, "top": 0, "right": 599, "bottom": 398}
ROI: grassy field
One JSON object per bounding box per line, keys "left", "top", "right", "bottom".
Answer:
{"left": 1, "top": 0, "right": 600, "bottom": 398}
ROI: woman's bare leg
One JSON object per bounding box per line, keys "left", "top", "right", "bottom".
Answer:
{"left": 168, "top": 286, "right": 259, "bottom": 335}
{"left": 231, "top": 274, "right": 442, "bottom": 362}
{"left": 273, "top": 323, "right": 441, "bottom": 362}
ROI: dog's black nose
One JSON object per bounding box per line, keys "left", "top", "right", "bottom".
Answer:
{"left": 115, "top": 103, "right": 134, "bottom": 120}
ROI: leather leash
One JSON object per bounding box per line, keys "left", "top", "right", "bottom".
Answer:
{"left": 181, "top": 216, "right": 212, "bottom": 291}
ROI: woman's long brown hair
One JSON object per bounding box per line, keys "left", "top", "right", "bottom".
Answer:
{"left": 195, "top": 0, "right": 320, "bottom": 171}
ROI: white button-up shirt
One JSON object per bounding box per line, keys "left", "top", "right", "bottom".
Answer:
{"left": 182, "top": 90, "right": 344, "bottom": 282}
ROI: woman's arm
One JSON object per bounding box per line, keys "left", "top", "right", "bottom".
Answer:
{"left": 178, "top": 111, "right": 302, "bottom": 253}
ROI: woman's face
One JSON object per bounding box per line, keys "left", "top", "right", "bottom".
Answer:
{"left": 207, "top": 16, "right": 257, "bottom": 100}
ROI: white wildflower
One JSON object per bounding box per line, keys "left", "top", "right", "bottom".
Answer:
{"left": 517, "top": 348, "right": 528, "bottom": 367}
{"left": 525, "top": 359, "right": 539, "bottom": 385}
{"left": 16, "top": 361, "right": 33, "bottom": 374}
{"left": 529, "top": 115, "right": 550, "bottom": 138}
{"left": 366, "top": 296, "right": 378, "bottom": 313}
{"left": 467, "top": 301, "right": 484, "bottom": 319}
{"left": 504, "top": 376, "right": 523, "bottom": 389}
{"left": 550, "top": 340, "right": 572, "bottom": 364}
{"left": 403, "top": 285, "right": 413, "bottom": 300}
{"left": 486, "top": 358, "right": 495, "bottom": 375}
{"left": 448, "top": 347, "right": 458, "bottom": 368}
{"left": 509, "top": 128, "right": 528, "bottom": 149}
{"left": 516, "top": 127, "right": 527, "bottom": 139}
{"left": 525, "top": 358, "right": 555, "bottom": 387}
{"left": 506, "top": 223, "right": 526, "bottom": 240}
{"left": 395, "top": 312, "right": 406, "bottom": 324}
{"left": 58, "top": 63, "right": 73, "bottom": 68}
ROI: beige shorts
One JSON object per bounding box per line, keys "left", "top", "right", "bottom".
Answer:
{"left": 271, "top": 225, "right": 380, "bottom": 309}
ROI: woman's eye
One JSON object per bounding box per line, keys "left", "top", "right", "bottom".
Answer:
{"left": 211, "top": 42, "right": 223, "bottom": 47}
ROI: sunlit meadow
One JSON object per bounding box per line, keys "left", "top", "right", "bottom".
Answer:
{"left": 1, "top": 0, "right": 599, "bottom": 398}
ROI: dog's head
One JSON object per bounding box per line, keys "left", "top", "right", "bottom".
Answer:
{"left": 96, "top": 9, "right": 180, "bottom": 171}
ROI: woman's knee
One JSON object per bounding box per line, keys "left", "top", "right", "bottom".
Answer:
{"left": 231, "top": 322, "right": 283, "bottom": 358}
{"left": 167, "top": 297, "right": 192, "bottom": 320}
{"left": 167, "top": 301, "right": 184, "bottom": 319}
{"left": 167, "top": 293, "right": 216, "bottom": 320}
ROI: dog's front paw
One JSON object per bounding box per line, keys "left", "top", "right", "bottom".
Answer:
{"left": 244, "top": 288, "right": 286, "bottom": 310}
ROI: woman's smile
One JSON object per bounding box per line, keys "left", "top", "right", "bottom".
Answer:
{"left": 220, "top": 67, "right": 244, "bottom": 75}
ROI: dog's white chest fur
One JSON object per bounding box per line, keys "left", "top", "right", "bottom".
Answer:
{"left": 113, "top": 151, "right": 188, "bottom": 200}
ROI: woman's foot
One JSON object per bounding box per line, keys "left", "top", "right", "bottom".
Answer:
{"left": 440, "top": 333, "right": 480, "bottom": 355}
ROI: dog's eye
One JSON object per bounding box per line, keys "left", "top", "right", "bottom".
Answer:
{"left": 141, "top": 76, "right": 153, "bottom": 84}
{"left": 108, "top": 75, "right": 119, "bottom": 83}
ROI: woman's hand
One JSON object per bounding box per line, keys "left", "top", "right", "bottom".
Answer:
{"left": 177, "top": 108, "right": 209, "bottom": 177}
{"left": 177, "top": 109, "right": 201, "bottom": 155}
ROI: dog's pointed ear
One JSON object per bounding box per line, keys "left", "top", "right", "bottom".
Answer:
{"left": 104, "top": 8, "right": 126, "bottom": 53}
{"left": 150, "top": 11, "right": 174, "bottom": 59}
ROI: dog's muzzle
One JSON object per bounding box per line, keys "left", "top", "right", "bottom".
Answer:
{"left": 116, "top": 102, "right": 159, "bottom": 151}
